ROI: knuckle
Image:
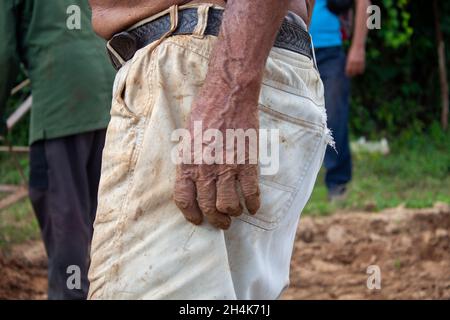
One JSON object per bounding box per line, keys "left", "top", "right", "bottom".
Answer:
{"left": 185, "top": 215, "right": 203, "bottom": 226}
{"left": 199, "top": 205, "right": 216, "bottom": 216}
{"left": 174, "top": 198, "right": 189, "bottom": 210}
{"left": 173, "top": 190, "right": 195, "bottom": 209}
{"left": 217, "top": 202, "right": 241, "bottom": 216}
{"left": 242, "top": 182, "right": 260, "bottom": 197}
{"left": 216, "top": 202, "right": 230, "bottom": 213}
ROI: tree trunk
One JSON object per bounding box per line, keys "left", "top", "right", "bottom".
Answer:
{"left": 433, "top": 0, "right": 449, "bottom": 130}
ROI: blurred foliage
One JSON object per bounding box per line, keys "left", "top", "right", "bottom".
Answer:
{"left": 350, "top": 0, "right": 449, "bottom": 139}
{"left": 2, "top": 1, "right": 449, "bottom": 145}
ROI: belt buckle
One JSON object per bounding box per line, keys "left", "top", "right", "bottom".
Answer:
{"left": 107, "top": 31, "right": 138, "bottom": 70}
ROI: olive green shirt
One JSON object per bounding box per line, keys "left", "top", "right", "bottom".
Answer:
{"left": 0, "top": 0, "right": 115, "bottom": 144}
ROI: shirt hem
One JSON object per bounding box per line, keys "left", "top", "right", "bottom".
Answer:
{"left": 29, "top": 119, "right": 110, "bottom": 145}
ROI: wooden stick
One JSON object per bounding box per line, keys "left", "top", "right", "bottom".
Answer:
{"left": 0, "top": 187, "right": 28, "bottom": 211}
{"left": 0, "top": 185, "right": 22, "bottom": 193}
{"left": 0, "top": 146, "right": 29, "bottom": 153}
{"left": 433, "top": 0, "right": 449, "bottom": 130}
{"left": 10, "top": 79, "right": 31, "bottom": 96}
{"left": 6, "top": 96, "right": 32, "bottom": 130}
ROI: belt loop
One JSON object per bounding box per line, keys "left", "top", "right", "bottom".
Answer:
{"left": 310, "top": 36, "right": 319, "bottom": 70}
{"left": 106, "top": 40, "right": 126, "bottom": 69}
{"left": 146, "top": 5, "right": 179, "bottom": 52}
{"left": 154, "top": 4, "right": 179, "bottom": 45}
{"left": 192, "top": 4, "right": 212, "bottom": 38}
{"left": 168, "top": 4, "right": 179, "bottom": 34}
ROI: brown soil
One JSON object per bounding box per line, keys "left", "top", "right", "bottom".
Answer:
{"left": 284, "top": 202, "right": 450, "bottom": 299}
{"left": 0, "top": 241, "right": 47, "bottom": 300}
{"left": 1, "top": 203, "right": 449, "bottom": 300}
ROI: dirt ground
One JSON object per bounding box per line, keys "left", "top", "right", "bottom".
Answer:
{"left": 1, "top": 203, "right": 449, "bottom": 300}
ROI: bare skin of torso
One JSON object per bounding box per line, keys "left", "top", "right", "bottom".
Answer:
{"left": 90, "top": 0, "right": 308, "bottom": 39}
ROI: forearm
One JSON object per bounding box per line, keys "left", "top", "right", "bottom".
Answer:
{"left": 351, "top": 0, "right": 370, "bottom": 48}
{"left": 201, "top": 0, "right": 290, "bottom": 115}
{"left": 179, "top": 0, "right": 292, "bottom": 227}
{"left": 306, "top": 0, "right": 316, "bottom": 26}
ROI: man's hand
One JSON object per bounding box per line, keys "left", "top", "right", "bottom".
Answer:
{"left": 173, "top": 0, "right": 291, "bottom": 229}
{"left": 346, "top": 44, "right": 366, "bottom": 77}
{"left": 174, "top": 85, "right": 261, "bottom": 230}
{"left": 346, "top": 0, "right": 371, "bottom": 77}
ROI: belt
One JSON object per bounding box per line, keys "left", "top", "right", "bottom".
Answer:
{"left": 107, "top": 7, "right": 313, "bottom": 71}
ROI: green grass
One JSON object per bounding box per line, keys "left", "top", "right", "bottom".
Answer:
{"left": 303, "top": 130, "right": 450, "bottom": 216}
{"left": 0, "top": 153, "right": 39, "bottom": 248}
{"left": 0, "top": 199, "right": 39, "bottom": 248}
{"left": 0, "top": 152, "right": 29, "bottom": 185}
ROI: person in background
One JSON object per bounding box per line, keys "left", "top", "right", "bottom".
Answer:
{"left": 309, "top": 0, "right": 370, "bottom": 200}
{"left": 0, "top": 0, "right": 115, "bottom": 299}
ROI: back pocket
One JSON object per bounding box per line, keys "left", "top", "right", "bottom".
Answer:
{"left": 237, "top": 82, "right": 326, "bottom": 230}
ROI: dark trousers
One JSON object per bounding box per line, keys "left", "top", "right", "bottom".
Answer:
{"left": 315, "top": 46, "right": 352, "bottom": 191}
{"left": 29, "top": 129, "right": 106, "bottom": 300}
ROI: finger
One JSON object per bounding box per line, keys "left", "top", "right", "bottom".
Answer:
{"left": 216, "top": 167, "right": 242, "bottom": 217}
{"left": 346, "top": 64, "right": 355, "bottom": 77}
{"left": 196, "top": 177, "right": 231, "bottom": 230}
{"left": 174, "top": 168, "right": 203, "bottom": 225}
{"left": 348, "top": 61, "right": 364, "bottom": 77}
{"left": 238, "top": 165, "right": 261, "bottom": 215}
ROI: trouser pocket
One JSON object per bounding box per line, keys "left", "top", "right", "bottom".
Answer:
{"left": 237, "top": 50, "right": 328, "bottom": 230}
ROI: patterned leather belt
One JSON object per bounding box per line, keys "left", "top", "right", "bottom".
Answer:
{"left": 107, "top": 8, "right": 313, "bottom": 71}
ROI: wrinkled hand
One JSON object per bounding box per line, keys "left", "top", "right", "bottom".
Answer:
{"left": 346, "top": 45, "right": 366, "bottom": 77}
{"left": 173, "top": 87, "right": 261, "bottom": 230}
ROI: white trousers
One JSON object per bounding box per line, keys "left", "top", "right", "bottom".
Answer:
{"left": 89, "top": 5, "right": 328, "bottom": 300}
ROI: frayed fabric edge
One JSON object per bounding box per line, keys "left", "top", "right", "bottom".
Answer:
{"left": 325, "top": 127, "right": 337, "bottom": 153}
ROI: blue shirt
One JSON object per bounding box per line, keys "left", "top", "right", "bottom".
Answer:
{"left": 309, "top": 0, "right": 343, "bottom": 48}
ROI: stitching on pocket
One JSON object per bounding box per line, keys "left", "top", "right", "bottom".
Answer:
{"left": 270, "top": 48, "right": 315, "bottom": 70}
{"left": 261, "top": 80, "right": 324, "bottom": 109}
{"left": 164, "top": 35, "right": 216, "bottom": 61}
{"left": 113, "top": 47, "right": 157, "bottom": 121}
{"left": 237, "top": 129, "right": 324, "bottom": 231}
{"left": 260, "top": 178, "right": 295, "bottom": 192}
{"left": 259, "top": 103, "right": 324, "bottom": 133}
{"left": 113, "top": 68, "right": 140, "bottom": 121}
{"left": 102, "top": 51, "right": 157, "bottom": 295}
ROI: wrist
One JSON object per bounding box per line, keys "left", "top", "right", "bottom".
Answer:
{"left": 350, "top": 42, "right": 366, "bottom": 52}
